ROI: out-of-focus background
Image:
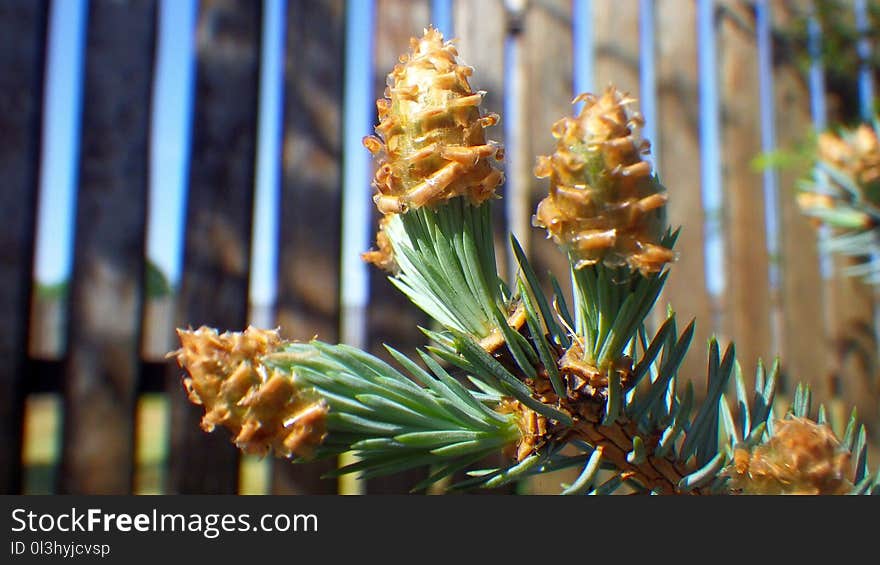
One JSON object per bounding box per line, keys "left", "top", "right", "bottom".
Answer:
{"left": 2, "top": 0, "right": 879, "bottom": 494}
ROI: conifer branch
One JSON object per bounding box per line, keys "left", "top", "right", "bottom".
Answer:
{"left": 798, "top": 119, "right": 880, "bottom": 282}
{"left": 170, "top": 27, "right": 879, "bottom": 495}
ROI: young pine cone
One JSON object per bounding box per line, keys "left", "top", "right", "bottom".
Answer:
{"left": 725, "top": 417, "right": 853, "bottom": 495}
{"left": 818, "top": 123, "right": 880, "bottom": 195}
{"left": 362, "top": 27, "right": 504, "bottom": 216}
{"left": 534, "top": 87, "right": 674, "bottom": 275}
{"left": 797, "top": 123, "right": 880, "bottom": 231}
{"left": 171, "top": 326, "right": 328, "bottom": 459}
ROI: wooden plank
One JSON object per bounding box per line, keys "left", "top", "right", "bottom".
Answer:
{"left": 169, "top": 0, "right": 262, "bottom": 494}
{"left": 141, "top": 294, "right": 174, "bottom": 361}
{"left": 58, "top": 0, "right": 155, "bottom": 494}
{"left": 524, "top": 0, "right": 574, "bottom": 301}
{"left": 592, "top": 0, "right": 641, "bottom": 96}
{"left": 271, "top": 0, "right": 344, "bottom": 495}
{"left": 0, "top": 0, "right": 48, "bottom": 494}
{"left": 367, "top": 0, "right": 431, "bottom": 493}
{"left": 502, "top": 0, "right": 531, "bottom": 274}
{"left": 454, "top": 0, "right": 506, "bottom": 144}
{"left": 653, "top": 0, "right": 714, "bottom": 391}
{"left": 454, "top": 0, "right": 509, "bottom": 281}
{"left": 769, "top": 4, "right": 828, "bottom": 409}
{"left": 716, "top": 2, "right": 774, "bottom": 385}
{"left": 29, "top": 293, "right": 65, "bottom": 359}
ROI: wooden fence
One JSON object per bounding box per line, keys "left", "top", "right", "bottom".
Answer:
{"left": 1, "top": 0, "right": 878, "bottom": 494}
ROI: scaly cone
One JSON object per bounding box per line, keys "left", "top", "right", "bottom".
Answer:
{"left": 533, "top": 87, "right": 674, "bottom": 275}
{"left": 724, "top": 417, "right": 853, "bottom": 495}
{"left": 796, "top": 121, "right": 880, "bottom": 282}
{"left": 171, "top": 326, "right": 328, "bottom": 459}
{"left": 360, "top": 27, "right": 512, "bottom": 342}
{"left": 818, "top": 123, "right": 880, "bottom": 192}
{"left": 362, "top": 26, "right": 504, "bottom": 221}
{"left": 798, "top": 122, "right": 880, "bottom": 231}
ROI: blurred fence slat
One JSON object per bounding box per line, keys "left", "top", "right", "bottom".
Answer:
{"left": 502, "top": 0, "right": 530, "bottom": 270}
{"left": 653, "top": 0, "right": 713, "bottom": 389}
{"left": 770, "top": 4, "right": 827, "bottom": 403}
{"left": 60, "top": 0, "right": 156, "bottom": 494}
{"left": 593, "top": 0, "right": 641, "bottom": 96}
{"left": 0, "top": 0, "right": 48, "bottom": 494}
{"left": 367, "top": 0, "right": 431, "bottom": 494}
{"left": 717, "top": 1, "right": 774, "bottom": 384}
{"left": 169, "top": 0, "right": 263, "bottom": 494}
{"left": 271, "top": 0, "right": 344, "bottom": 495}
{"left": 827, "top": 242, "right": 880, "bottom": 431}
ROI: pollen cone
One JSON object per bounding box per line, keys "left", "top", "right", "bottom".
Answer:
{"left": 798, "top": 123, "right": 880, "bottom": 230}
{"left": 171, "top": 326, "right": 327, "bottom": 459}
{"left": 533, "top": 87, "right": 674, "bottom": 275}
{"left": 818, "top": 123, "right": 880, "bottom": 192}
{"left": 725, "top": 417, "right": 852, "bottom": 495}
{"left": 362, "top": 26, "right": 504, "bottom": 217}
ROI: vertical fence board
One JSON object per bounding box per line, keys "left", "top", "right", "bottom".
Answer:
{"left": 59, "top": 0, "right": 156, "bottom": 494}
{"left": 0, "top": 0, "right": 48, "bottom": 494}
{"left": 769, "top": 4, "right": 827, "bottom": 408}
{"left": 454, "top": 0, "right": 506, "bottom": 97}
{"left": 503, "top": 0, "right": 531, "bottom": 269}
{"left": 170, "top": 0, "right": 262, "bottom": 494}
{"left": 454, "top": 0, "right": 509, "bottom": 280}
{"left": 29, "top": 297, "right": 65, "bottom": 359}
{"left": 271, "top": 0, "right": 344, "bottom": 495}
{"left": 653, "top": 0, "right": 713, "bottom": 388}
{"left": 366, "top": 0, "right": 432, "bottom": 494}
{"left": 524, "top": 0, "right": 574, "bottom": 300}
{"left": 592, "top": 0, "right": 640, "bottom": 96}
{"left": 828, "top": 260, "right": 878, "bottom": 430}
{"left": 717, "top": 2, "right": 774, "bottom": 384}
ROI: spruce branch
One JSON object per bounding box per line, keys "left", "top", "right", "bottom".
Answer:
{"left": 263, "top": 341, "right": 520, "bottom": 487}
{"left": 169, "top": 27, "right": 879, "bottom": 495}
{"left": 797, "top": 118, "right": 880, "bottom": 282}
{"left": 379, "top": 198, "right": 513, "bottom": 341}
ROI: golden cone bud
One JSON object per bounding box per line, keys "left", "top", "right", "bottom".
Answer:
{"left": 725, "top": 417, "right": 852, "bottom": 495}
{"left": 171, "top": 326, "right": 327, "bottom": 459}
{"left": 817, "top": 124, "right": 880, "bottom": 190}
{"left": 533, "top": 87, "right": 674, "bottom": 275}
{"left": 363, "top": 27, "right": 503, "bottom": 215}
